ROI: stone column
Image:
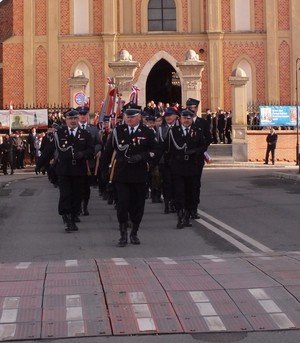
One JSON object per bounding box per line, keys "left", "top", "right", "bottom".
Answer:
{"left": 108, "top": 49, "right": 140, "bottom": 101}
{"left": 176, "top": 50, "right": 206, "bottom": 116}
{"left": 67, "top": 76, "right": 89, "bottom": 108}
{"left": 206, "top": 0, "right": 224, "bottom": 110}
{"left": 265, "top": 0, "right": 279, "bottom": 102}
{"left": 229, "top": 68, "right": 249, "bottom": 162}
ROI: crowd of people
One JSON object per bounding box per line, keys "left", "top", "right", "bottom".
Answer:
{"left": 0, "top": 100, "right": 236, "bottom": 247}
{"left": 22, "top": 99, "right": 213, "bottom": 246}
{"left": 0, "top": 129, "right": 46, "bottom": 175}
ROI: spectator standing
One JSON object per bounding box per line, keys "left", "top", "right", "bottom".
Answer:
{"left": 27, "top": 127, "right": 37, "bottom": 165}
{"left": 264, "top": 128, "right": 278, "bottom": 165}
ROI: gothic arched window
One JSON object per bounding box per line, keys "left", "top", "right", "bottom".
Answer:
{"left": 148, "top": 0, "right": 176, "bottom": 32}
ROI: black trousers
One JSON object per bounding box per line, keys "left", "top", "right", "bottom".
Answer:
{"left": 115, "top": 182, "right": 146, "bottom": 226}
{"left": 58, "top": 175, "right": 84, "bottom": 216}
{"left": 159, "top": 163, "right": 174, "bottom": 201}
{"left": 172, "top": 173, "right": 199, "bottom": 211}
{"left": 265, "top": 146, "right": 275, "bottom": 163}
{"left": 194, "top": 160, "right": 205, "bottom": 210}
{"left": 81, "top": 175, "right": 91, "bottom": 202}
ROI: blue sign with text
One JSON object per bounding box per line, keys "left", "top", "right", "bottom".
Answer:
{"left": 259, "top": 106, "right": 299, "bottom": 126}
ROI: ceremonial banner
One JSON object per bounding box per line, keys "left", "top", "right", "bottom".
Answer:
{"left": 0, "top": 109, "right": 48, "bottom": 130}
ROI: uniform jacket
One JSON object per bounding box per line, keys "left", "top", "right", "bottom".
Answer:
{"left": 79, "top": 123, "right": 102, "bottom": 169}
{"left": 166, "top": 123, "right": 206, "bottom": 176}
{"left": 103, "top": 123, "right": 159, "bottom": 183}
{"left": 194, "top": 117, "right": 212, "bottom": 150}
{"left": 79, "top": 123, "right": 102, "bottom": 154}
{"left": 38, "top": 126, "right": 94, "bottom": 176}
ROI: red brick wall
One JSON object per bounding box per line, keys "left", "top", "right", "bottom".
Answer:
{"left": 223, "top": 40, "right": 266, "bottom": 110}
{"left": 60, "top": 0, "right": 70, "bottom": 35}
{"left": 13, "top": 0, "right": 24, "bottom": 36}
{"left": 254, "top": 0, "right": 264, "bottom": 31}
{"left": 135, "top": 0, "right": 141, "bottom": 33}
{"left": 222, "top": 0, "right": 231, "bottom": 32}
{"left": 3, "top": 43, "right": 24, "bottom": 106}
{"left": 182, "top": 0, "right": 188, "bottom": 32}
{"left": 279, "top": 40, "right": 291, "bottom": 104}
{"left": 93, "top": 0, "right": 102, "bottom": 33}
{"left": 60, "top": 43, "right": 104, "bottom": 110}
{"left": 35, "top": 46, "right": 47, "bottom": 105}
{"left": 248, "top": 130, "right": 297, "bottom": 162}
{"left": 0, "top": 0, "right": 13, "bottom": 41}
{"left": 0, "top": 0, "right": 14, "bottom": 106}
{"left": 35, "top": 0, "right": 47, "bottom": 36}
{"left": 278, "top": 0, "right": 289, "bottom": 30}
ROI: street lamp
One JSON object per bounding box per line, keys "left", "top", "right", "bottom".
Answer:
{"left": 296, "top": 58, "right": 300, "bottom": 171}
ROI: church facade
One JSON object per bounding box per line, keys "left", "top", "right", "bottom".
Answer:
{"left": 0, "top": 0, "right": 299, "bottom": 115}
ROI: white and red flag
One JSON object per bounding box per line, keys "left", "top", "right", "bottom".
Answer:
{"left": 129, "top": 84, "right": 140, "bottom": 105}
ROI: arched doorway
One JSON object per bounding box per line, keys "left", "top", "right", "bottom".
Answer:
{"left": 146, "top": 59, "right": 181, "bottom": 105}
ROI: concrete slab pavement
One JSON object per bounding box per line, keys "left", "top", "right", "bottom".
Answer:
{"left": 1, "top": 164, "right": 300, "bottom": 340}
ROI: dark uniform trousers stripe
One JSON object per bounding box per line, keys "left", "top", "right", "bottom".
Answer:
{"left": 58, "top": 175, "right": 84, "bottom": 216}
{"left": 115, "top": 182, "right": 147, "bottom": 225}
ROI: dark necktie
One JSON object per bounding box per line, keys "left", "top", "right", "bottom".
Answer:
{"left": 130, "top": 127, "right": 134, "bottom": 137}
{"left": 185, "top": 128, "right": 189, "bottom": 136}
{"left": 81, "top": 124, "right": 85, "bottom": 130}
{"left": 70, "top": 129, "right": 74, "bottom": 136}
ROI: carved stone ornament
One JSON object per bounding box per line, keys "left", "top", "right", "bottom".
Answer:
{"left": 185, "top": 49, "right": 200, "bottom": 61}
{"left": 118, "top": 49, "right": 133, "bottom": 61}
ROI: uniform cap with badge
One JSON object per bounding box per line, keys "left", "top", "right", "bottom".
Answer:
{"left": 186, "top": 98, "right": 200, "bottom": 107}
{"left": 123, "top": 102, "right": 142, "bottom": 117}
{"left": 180, "top": 109, "right": 194, "bottom": 118}
{"left": 76, "top": 106, "right": 90, "bottom": 115}
{"left": 164, "top": 107, "right": 179, "bottom": 116}
{"left": 64, "top": 108, "right": 79, "bottom": 118}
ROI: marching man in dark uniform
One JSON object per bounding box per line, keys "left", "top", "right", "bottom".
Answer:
{"left": 36, "top": 109, "right": 94, "bottom": 232}
{"left": 166, "top": 109, "right": 207, "bottom": 229}
{"left": 103, "top": 104, "right": 159, "bottom": 247}
{"left": 185, "top": 98, "right": 212, "bottom": 219}
{"left": 157, "top": 107, "right": 179, "bottom": 213}
{"left": 76, "top": 106, "right": 102, "bottom": 215}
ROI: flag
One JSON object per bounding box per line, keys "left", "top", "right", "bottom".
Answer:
{"left": 9, "top": 101, "right": 13, "bottom": 114}
{"left": 129, "top": 84, "right": 140, "bottom": 105}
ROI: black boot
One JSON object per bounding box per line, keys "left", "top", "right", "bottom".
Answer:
{"left": 183, "top": 210, "right": 192, "bottom": 227}
{"left": 164, "top": 199, "right": 170, "bottom": 214}
{"left": 156, "top": 191, "right": 163, "bottom": 203}
{"left": 130, "top": 223, "right": 140, "bottom": 245}
{"left": 82, "top": 200, "right": 89, "bottom": 216}
{"left": 170, "top": 201, "right": 176, "bottom": 213}
{"left": 118, "top": 223, "right": 128, "bottom": 247}
{"left": 62, "top": 214, "right": 72, "bottom": 232}
{"left": 176, "top": 209, "right": 185, "bottom": 229}
{"left": 190, "top": 209, "right": 200, "bottom": 219}
{"left": 70, "top": 214, "right": 79, "bottom": 231}
{"left": 107, "top": 191, "right": 114, "bottom": 205}
{"left": 151, "top": 189, "right": 157, "bottom": 203}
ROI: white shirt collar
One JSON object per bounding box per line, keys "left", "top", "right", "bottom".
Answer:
{"left": 69, "top": 127, "right": 78, "bottom": 135}
{"left": 128, "top": 124, "right": 139, "bottom": 133}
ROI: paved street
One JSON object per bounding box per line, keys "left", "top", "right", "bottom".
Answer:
{"left": 1, "top": 165, "right": 300, "bottom": 342}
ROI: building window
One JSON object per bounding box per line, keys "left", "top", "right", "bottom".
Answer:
{"left": 148, "top": 0, "right": 176, "bottom": 32}
{"left": 234, "top": 0, "right": 251, "bottom": 31}
{"left": 74, "top": 0, "right": 89, "bottom": 34}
